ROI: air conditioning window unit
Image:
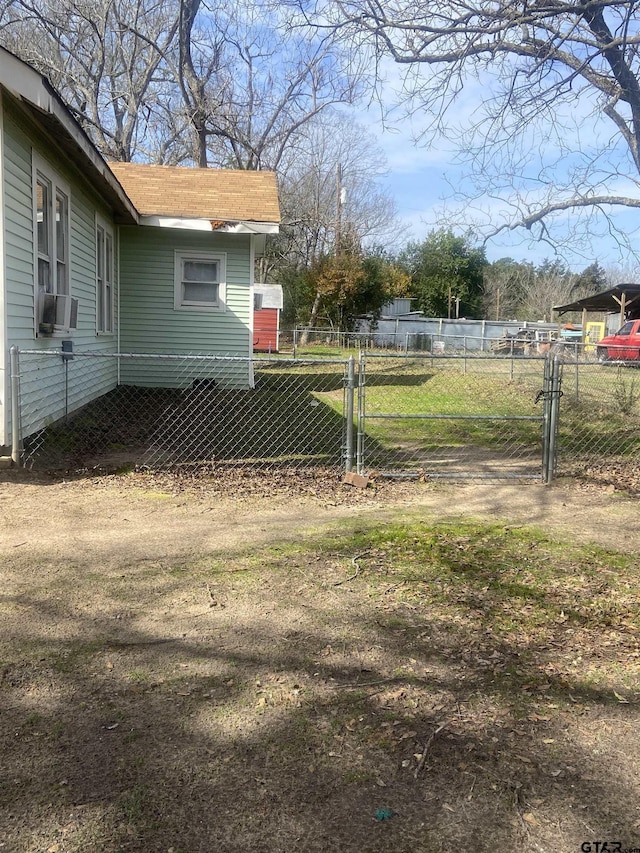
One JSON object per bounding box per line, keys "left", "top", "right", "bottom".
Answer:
{"left": 38, "top": 293, "right": 78, "bottom": 335}
{"left": 39, "top": 293, "right": 56, "bottom": 333}
{"left": 69, "top": 296, "right": 78, "bottom": 329}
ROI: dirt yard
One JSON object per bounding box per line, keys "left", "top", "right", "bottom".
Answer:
{"left": 1, "top": 469, "right": 639, "bottom": 852}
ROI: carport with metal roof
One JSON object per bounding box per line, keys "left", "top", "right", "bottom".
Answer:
{"left": 554, "top": 283, "right": 640, "bottom": 326}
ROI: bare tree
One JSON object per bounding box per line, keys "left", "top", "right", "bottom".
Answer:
{"left": 518, "top": 261, "right": 576, "bottom": 322}
{"left": 270, "top": 114, "right": 398, "bottom": 271}
{"left": 266, "top": 114, "right": 399, "bottom": 333}
{"left": 302, "top": 0, "right": 640, "bottom": 254}
{"left": 605, "top": 261, "right": 640, "bottom": 284}
{"left": 181, "top": 0, "right": 366, "bottom": 171}
{"left": 1, "top": 0, "right": 180, "bottom": 162}
{"left": 482, "top": 259, "right": 535, "bottom": 321}
{"left": 175, "top": 0, "right": 226, "bottom": 167}
{"left": 1, "top": 0, "right": 366, "bottom": 171}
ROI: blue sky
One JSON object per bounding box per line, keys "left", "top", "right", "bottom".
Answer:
{"left": 352, "top": 60, "right": 640, "bottom": 275}
{"left": 373, "top": 144, "right": 640, "bottom": 269}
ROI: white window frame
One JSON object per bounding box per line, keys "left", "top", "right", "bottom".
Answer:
{"left": 96, "top": 216, "right": 115, "bottom": 335}
{"left": 174, "top": 251, "right": 226, "bottom": 312}
{"left": 32, "top": 153, "right": 72, "bottom": 335}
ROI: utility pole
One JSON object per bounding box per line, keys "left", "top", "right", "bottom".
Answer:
{"left": 335, "top": 163, "right": 344, "bottom": 254}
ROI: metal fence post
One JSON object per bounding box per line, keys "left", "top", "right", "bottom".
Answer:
{"left": 344, "top": 356, "right": 355, "bottom": 473}
{"left": 10, "top": 346, "right": 22, "bottom": 467}
{"left": 546, "top": 355, "right": 563, "bottom": 484}
{"left": 356, "top": 351, "right": 366, "bottom": 475}
{"left": 541, "top": 354, "right": 552, "bottom": 483}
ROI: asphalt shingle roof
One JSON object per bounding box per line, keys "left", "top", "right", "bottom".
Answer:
{"left": 109, "top": 162, "right": 280, "bottom": 223}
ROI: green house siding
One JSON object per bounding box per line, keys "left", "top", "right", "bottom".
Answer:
{"left": 1, "top": 87, "right": 266, "bottom": 451}
{"left": 3, "top": 104, "right": 34, "bottom": 344}
{"left": 2, "top": 98, "right": 119, "bottom": 442}
{"left": 119, "top": 226, "right": 253, "bottom": 388}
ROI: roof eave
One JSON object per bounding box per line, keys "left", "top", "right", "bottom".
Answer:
{"left": 0, "top": 47, "right": 138, "bottom": 225}
{"left": 138, "top": 215, "right": 279, "bottom": 233}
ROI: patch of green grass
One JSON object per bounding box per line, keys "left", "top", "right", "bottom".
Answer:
{"left": 237, "top": 516, "right": 640, "bottom": 704}
{"left": 126, "top": 669, "right": 150, "bottom": 685}
{"left": 50, "top": 720, "right": 64, "bottom": 738}
{"left": 173, "top": 519, "right": 640, "bottom": 652}
{"left": 194, "top": 539, "right": 306, "bottom": 580}
{"left": 291, "top": 345, "right": 349, "bottom": 358}
{"left": 50, "top": 639, "right": 108, "bottom": 673}
{"left": 118, "top": 783, "right": 151, "bottom": 824}
{"left": 342, "top": 768, "right": 375, "bottom": 785}
{"left": 372, "top": 521, "right": 636, "bottom": 619}
{"left": 557, "top": 364, "right": 640, "bottom": 457}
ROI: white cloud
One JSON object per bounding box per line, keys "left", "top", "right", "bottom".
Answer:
{"left": 341, "top": 49, "right": 640, "bottom": 269}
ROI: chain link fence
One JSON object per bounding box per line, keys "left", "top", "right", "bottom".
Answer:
{"left": 291, "top": 325, "right": 558, "bottom": 356}
{"left": 291, "top": 328, "right": 494, "bottom": 355}
{"left": 14, "top": 350, "right": 349, "bottom": 472}
{"left": 9, "top": 345, "right": 640, "bottom": 487}
{"left": 555, "top": 346, "right": 640, "bottom": 488}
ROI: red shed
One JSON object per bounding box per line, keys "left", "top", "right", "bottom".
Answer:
{"left": 253, "top": 284, "right": 283, "bottom": 352}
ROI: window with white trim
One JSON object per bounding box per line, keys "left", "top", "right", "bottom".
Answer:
{"left": 33, "top": 156, "right": 72, "bottom": 333}
{"left": 174, "top": 251, "right": 226, "bottom": 311}
{"left": 96, "top": 219, "right": 114, "bottom": 333}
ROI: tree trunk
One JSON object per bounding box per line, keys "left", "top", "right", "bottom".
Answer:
{"left": 196, "top": 122, "right": 208, "bottom": 168}
{"left": 299, "top": 290, "right": 322, "bottom": 346}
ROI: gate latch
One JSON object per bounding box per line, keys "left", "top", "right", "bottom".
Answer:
{"left": 535, "top": 388, "right": 563, "bottom": 404}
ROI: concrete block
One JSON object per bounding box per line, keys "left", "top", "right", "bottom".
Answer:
{"left": 342, "top": 471, "right": 370, "bottom": 488}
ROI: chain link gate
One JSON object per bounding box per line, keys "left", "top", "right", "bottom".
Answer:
{"left": 351, "top": 352, "right": 561, "bottom": 482}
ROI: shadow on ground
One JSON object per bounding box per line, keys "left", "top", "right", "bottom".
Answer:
{"left": 1, "top": 518, "right": 639, "bottom": 853}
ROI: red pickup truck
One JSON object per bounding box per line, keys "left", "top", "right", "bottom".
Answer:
{"left": 597, "top": 319, "right": 640, "bottom": 361}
